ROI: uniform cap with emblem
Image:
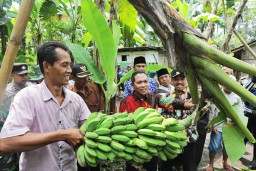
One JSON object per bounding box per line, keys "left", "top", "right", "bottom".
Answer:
{"left": 171, "top": 69, "right": 185, "bottom": 78}
{"left": 71, "top": 63, "right": 92, "bottom": 78}
{"left": 12, "top": 63, "right": 29, "bottom": 75}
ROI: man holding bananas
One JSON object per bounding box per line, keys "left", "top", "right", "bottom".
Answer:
{"left": 119, "top": 70, "right": 195, "bottom": 171}
{"left": 0, "top": 41, "right": 90, "bottom": 171}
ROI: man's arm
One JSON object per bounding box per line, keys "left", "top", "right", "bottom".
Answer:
{"left": 157, "top": 95, "right": 194, "bottom": 110}
{"left": 0, "top": 128, "right": 84, "bottom": 154}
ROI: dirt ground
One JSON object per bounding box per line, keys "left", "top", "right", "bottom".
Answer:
{"left": 198, "top": 133, "right": 254, "bottom": 171}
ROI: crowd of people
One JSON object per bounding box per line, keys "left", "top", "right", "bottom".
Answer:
{"left": 0, "top": 41, "right": 255, "bottom": 171}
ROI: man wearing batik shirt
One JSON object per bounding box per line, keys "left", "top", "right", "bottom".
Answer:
{"left": 159, "top": 69, "right": 197, "bottom": 171}
{"left": 119, "top": 71, "right": 194, "bottom": 171}
{"left": 123, "top": 56, "right": 158, "bottom": 98}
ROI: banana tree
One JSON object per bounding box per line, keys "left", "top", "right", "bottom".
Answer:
{"left": 127, "top": 0, "right": 256, "bottom": 163}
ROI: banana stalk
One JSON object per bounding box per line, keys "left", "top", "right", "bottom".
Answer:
{"left": 198, "top": 75, "right": 255, "bottom": 143}
{"left": 183, "top": 33, "right": 256, "bottom": 77}
{"left": 185, "top": 55, "right": 199, "bottom": 103}
{"left": 191, "top": 56, "right": 256, "bottom": 108}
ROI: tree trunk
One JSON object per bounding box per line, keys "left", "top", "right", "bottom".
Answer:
{"left": 0, "top": 0, "right": 35, "bottom": 103}
{"left": 203, "top": 0, "right": 219, "bottom": 39}
{"left": 109, "top": 0, "right": 118, "bottom": 29}
{"left": 222, "top": 0, "right": 248, "bottom": 53}
{"left": 128, "top": 0, "right": 205, "bottom": 71}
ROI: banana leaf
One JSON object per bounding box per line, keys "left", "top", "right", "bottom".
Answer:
{"left": 81, "top": 0, "right": 117, "bottom": 97}
{"left": 223, "top": 124, "right": 246, "bottom": 164}
{"left": 66, "top": 42, "right": 105, "bottom": 84}
{"left": 146, "top": 64, "right": 173, "bottom": 73}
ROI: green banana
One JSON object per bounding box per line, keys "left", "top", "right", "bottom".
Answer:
{"left": 80, "top": 112, "right": 98, "bottom": 133}
{"left": 106, "top": 151, "right": 116, "bottom": 160}
{"left": 113, "top": 112, "right": 129, "bottom": 119}
{"left": 145, "top": 124, "right": 166, "bottom": 131}
{"left": 85, "top": 132, "right": 98, "bottom": 139}
{"left": 134, "top": 111, "right": 150, "bottom": 125}
{"left": 135, "top": 148, "right": 152, "bottom": 159}
{"left": 124, "top": 145, "right": 136, "bottom": 153}
{"left": 96, "top": 136, "right": 112, "bottom": 143}
{"left": 97, "top": 142, "right": 112, "bottom": 152}
{"left": 144, "top": 112, "right": 161, "bottom": 120}
{"left": 126, "top": 124, "right": 138, "bottom": 131}
{"left": 159, "top": 151, "right": 167, "bottom": 161}
{"left": 85, "top": 144, "right": 97, "bottom": 157}
{"left": 166, "top": 124, "right": 185, "bottom": 132}
{"left": 137, "top": 117, "right": 164, "bottom": 129}
{"left": 110, "top": 141, "right": 125, "bottom": 151}
{"left": 111, "top": 135, "right": 130, "bottom": 142}
{"left": 111, "top": 125, "right": 126, "bottom": 134}
{"left": 76, "top": 145, "right": 87, "bottom": 167}
{"left": 162, "top": 118, "right": 179, "bottom": 127}
{"left": 138, "top": 129, "right": 157, "bottom": 136}
{"left": 86, "top": 139, "right": 98, "bottom": 148}
{"left": 119, "top": 131, "right": 138, "bottom": 138}
{"left": 133, "top": 107, "right": 146, "bottom": 117}
{"left": 165, "top": 139, "right": 180, "bottom": 149}
{"left": 133, "top": 138, "right": 148, "bottom": 150}
{"left": 95, "top": 148, "right": 108, "bottom": 160}
{"left": 94, "top": 128, "right": 111, "bottom": 135}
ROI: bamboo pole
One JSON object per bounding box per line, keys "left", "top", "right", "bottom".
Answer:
{"left": 233, "top": 30, "right": 256, "bottom": 60}
{"left": 0, "top": 0, "right": 35, "bottom": 103}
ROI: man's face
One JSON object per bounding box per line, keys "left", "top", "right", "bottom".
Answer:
{"left": 74, "top": 76, "right": 90, "bottom": 89}
{"left": 172, "top": 75, "right": 187, "bottom": 92}
{"left": 132, "top": 73, "right": 149, "bottom": 97}
{"left": 158, "top": 74, "right": 170, "bottom": 87}
{"left": 12, "top": 73, "right": 28, "bottom": 86}
{"left": 134, "top": 63, "right": 146, "bottom": 72}
{"left": 44, "top": 48, "right": 72, "bottom": 86}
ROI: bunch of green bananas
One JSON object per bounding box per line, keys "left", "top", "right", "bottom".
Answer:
{"left": 76, "top": 107, "right": 188, "bottom": 167}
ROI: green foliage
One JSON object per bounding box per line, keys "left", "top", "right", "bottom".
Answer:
{"left": 118, "top": 0, "right": 138, "bottom": 46}
{"left": 66, "top": 42, "right": 106, "bottom": 84}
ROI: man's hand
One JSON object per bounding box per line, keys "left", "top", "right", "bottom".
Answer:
{"left": 184, "top": 99, "right": 195, "bottom": 109}
{"left": 61, "top": 129, "right": 85, "bottom": 147}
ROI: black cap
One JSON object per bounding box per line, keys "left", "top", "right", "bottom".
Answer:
{"left": 134, "top": 56, "right": 146, "bottom": 65}
{"left": 12, "top": 63, "right": 28, "bottom": 75}
{"left": 171, "top": 69, "right": 185, "bottom": 78}
{"left": 157, "top": 68, "right": 169, "bottom": 77}
{"left": 71, "top": 63, "right": 92, "bottom": 78}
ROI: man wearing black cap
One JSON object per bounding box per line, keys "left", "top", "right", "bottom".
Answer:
{"left": 0, "top": 63, "right": 31, "bottom": 171}
{"left": 2, "top": 63, "right": 31, "bottom": 110}
{"left": 159, "top": 69, "right": 197, "bottom": 171}
{"left": 123, "top": 56, "right": 158, "bottom": 98}
{"left": 156, "top": 68, "right": 174, "bottom": 94}
{"left": 69, "top": 63, "right": 104, "bottom": 114}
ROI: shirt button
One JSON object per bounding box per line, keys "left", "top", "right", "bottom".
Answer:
{"left": 59, "top": 146, "right": 62, "bottom": 149}
{"left": 60, "top": 157, "right": 62, "bottom": 160}
{"left": 59, "top": 121, "right": 61, "bottom": 123}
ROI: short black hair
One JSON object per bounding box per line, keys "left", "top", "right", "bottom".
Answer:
{"left": 37, "top": 41, "right": 70, "bottom": 75}
{"left": 131, "top": 70, "right": 147, "bottom": 84}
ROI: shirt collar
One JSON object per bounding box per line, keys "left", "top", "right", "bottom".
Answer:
{"left": 41, "top": 81, "right": 71, "bottom": 105}
{"left": 132, "top": 91, "right": 148, "bottom": 101}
